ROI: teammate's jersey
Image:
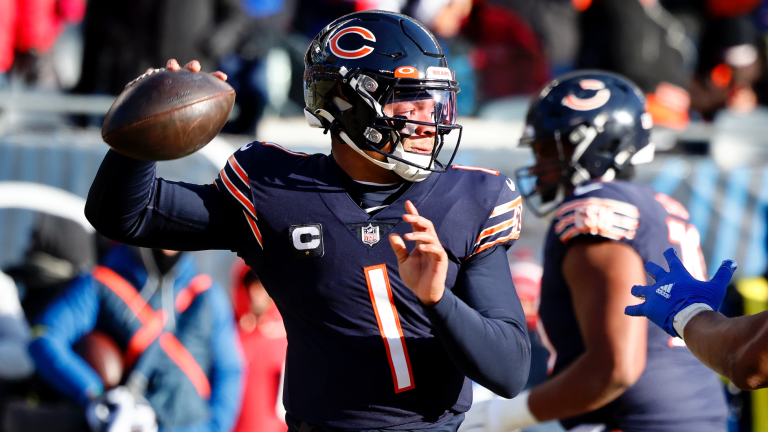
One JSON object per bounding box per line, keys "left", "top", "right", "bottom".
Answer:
{"left": 539, "top": 180, "right": 727, "bottom": 432}
{"left": 214, "top": 142, "right": 524, "bottom": 429}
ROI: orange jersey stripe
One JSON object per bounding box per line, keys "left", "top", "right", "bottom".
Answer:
{"left": 476, "top": 218, "right": 518, "bottom": 245}
{"left": 220, "top": 169, "right": 257, "bottom": 219}
{"left": 556, "top": 197, "right": 639, "bottom": 218}
{"left": 263, "top": 142, "right": 307, "bottom": 156}
{"left": 227, "top": 155, "right": 249, "bottom": 186}
{"left": 451, "top": 165, "right": 499, "bottom": 175}
{"left": 243, "top": 211, "right": 263, "bottom": 249}
{"left": 474, "top": 230, "right": 521, "bottom": 255}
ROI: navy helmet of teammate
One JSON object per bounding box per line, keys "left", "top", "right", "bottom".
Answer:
{"left": 85, "top": 10, "right": 531, "bottom": 432}
{"left": 514, "top": 70, "right": 655, "bottom": 216}
{"left": 460, "top": 71, "right": 728, "bottom": 432}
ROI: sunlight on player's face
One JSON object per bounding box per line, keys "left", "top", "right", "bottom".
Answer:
{"left": 383, "top": 99, "right": 437, "bottom": 155}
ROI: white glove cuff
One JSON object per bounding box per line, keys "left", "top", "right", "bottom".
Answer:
{"left": 673, "top": 303, "right": 713, "bottom": 340}
{"left": 494, "top": 390, "right": 539, "bottom": 431}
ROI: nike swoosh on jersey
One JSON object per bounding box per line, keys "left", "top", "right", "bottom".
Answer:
{"left": 573, "top": 183, "right": 603, "bottom": 196}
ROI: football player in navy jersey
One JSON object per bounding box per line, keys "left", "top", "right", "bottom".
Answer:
{"left": 84, "top": 10, "right": 531, "bottom": 432}
{"left": 460, "top": 71, "right": 728, "bottom": 432}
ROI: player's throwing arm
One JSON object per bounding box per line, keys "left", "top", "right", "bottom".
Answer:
{"left": 625, "top": 248, "right": 768, "bottom": 390}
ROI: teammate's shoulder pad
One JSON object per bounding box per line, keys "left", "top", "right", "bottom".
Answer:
{"left": 554, "top": 182, "right": 639, "bottom": 243}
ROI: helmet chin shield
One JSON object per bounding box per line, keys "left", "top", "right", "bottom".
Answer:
{"left": 389, "top": 142, "right": 433, "bottom": 182}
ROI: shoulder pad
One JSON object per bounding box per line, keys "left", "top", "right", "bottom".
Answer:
{"left": 470, "top": 174, "right": 523, "bottom": 256}
{"left": 554, "top": 195, "right": 639, "bottom": 243}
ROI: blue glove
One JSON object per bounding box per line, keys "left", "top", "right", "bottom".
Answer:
{"left": 624, "top": 248, "right": 737, "bottom": 338}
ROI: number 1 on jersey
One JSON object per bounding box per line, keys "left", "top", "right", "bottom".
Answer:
{"left": 364, "top": 264, "right": 415, "bottom": 393}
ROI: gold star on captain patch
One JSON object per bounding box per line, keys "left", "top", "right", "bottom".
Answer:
{"left": 306, "top": 251, "right": 310, "bottom": 255}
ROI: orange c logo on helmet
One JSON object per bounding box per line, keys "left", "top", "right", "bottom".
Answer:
{"left": 329, "top": 26, "right": 376, "bottom": 59}
{"left": 395, "top": 66, "right": 420, "bottom": 78}
{"left": 562, "top": 79, "right": 611, "bottom": 111}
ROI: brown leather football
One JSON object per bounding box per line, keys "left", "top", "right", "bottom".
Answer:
{"left": 74, "top": 331, "right": 124, "bottom": 390}
{"left": 102, "top": 69, "right": 235, "bottom": 161}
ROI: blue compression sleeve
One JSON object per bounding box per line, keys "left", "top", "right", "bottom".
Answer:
{"left": 426, "top": 246, "right": 531, "bottom": 399}
{"left": 85, "top": 150, "right": 242, "bottom": 252}
{"left": 28, "top": 275, "right": 104, "bottom": 404}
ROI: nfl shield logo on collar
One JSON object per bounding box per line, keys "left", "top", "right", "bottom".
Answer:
{"left": 362, "top": 224, "right": 380, "bottom": 246}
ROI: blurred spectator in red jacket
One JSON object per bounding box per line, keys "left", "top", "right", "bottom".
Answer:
{"left": 461, "top": 0, "right": 549, "bottom": 101}
{"left": 0, "top": 0, "right": 85, "bottom": 84}
{"left": 230, "top": 259, "right": 287, "bottom": 432}
{"left": 509, "top": 250, "right": 543, "bottom": 331}
{"left": 15, "top": 0, "right": 85, "bottom": 55}
{"left": 507, "top": 248, "right": 555, "bottom": 394}
{"left": 0, "top": 0, "right": 15, "bottom": 73}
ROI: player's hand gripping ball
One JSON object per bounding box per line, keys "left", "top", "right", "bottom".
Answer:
{"left": 624, "top": 248, "right": 737, "bottom": 338}
{"left": 102, "top": 59, "right": 234, "bottom": 161}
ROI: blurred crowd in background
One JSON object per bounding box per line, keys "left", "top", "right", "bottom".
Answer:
{"left": 3, "top": 0, "right": 768, "bottom": 133}
{"left": 3, "top": 0, "right": 768, "bottom": 431}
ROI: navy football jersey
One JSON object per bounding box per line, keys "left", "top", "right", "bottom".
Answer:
{"left": 214, "top": 142, "right": 524, "bottom": 428}
{"left": 538, "top": 180, "right": 727, "bottom": 432}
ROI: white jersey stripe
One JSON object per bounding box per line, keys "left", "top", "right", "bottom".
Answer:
{"left": 263, "top": 142, "right": 308, "bottom": 157}
{"left": 364, "top": 264, "right": 415, "bottom": 393}
{"left": 227, "top": 155, "right": 249, "bottom": 187}
{"left": 490, "top": 196, "right": 523, "bottom": 219}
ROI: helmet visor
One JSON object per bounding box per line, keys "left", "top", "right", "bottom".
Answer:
{"left": 374, "top": 88, "right": 459, "bottom": 171}
{"left": 382, "top": 89, "right": 457, "bottom": 130}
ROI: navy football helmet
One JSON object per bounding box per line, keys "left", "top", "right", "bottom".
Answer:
{"left": 515, "top": 70, "right": 655, "bottom": 216}
{"left": 304, "top": 10, "right": 461, "bottom": 182}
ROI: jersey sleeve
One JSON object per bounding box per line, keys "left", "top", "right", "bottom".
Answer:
{"left": 214, "top": 143, "right": 264, "bottom": 249}
{"left": 85, "top": 150, "right": 247, "bottom": 252}
{"left": 553, "top": 185, "right": 639, "bottom": 245}
{"left": 215, "top": 145, "right": 258, "bottom": 217}
{"left": 213, "top": 142, "right": 308, "bottom": 252}
{"left": 470, "top": 176, "right": 523, "bottom": 257}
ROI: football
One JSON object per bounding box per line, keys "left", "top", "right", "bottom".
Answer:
{"left": 74, "top": 331, "right": 124, "bottom": 389}
{"left": 102, "top": 68, "right": 235, "bottom": 161}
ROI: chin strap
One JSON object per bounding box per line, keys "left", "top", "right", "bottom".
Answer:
{"left": 339, "top": 129, "right": 397, "bottom": 171}
{"left": 389, "top": 141, "right": 432, "bottom": 182}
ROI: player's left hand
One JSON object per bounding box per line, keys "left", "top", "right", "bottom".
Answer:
{"left": 389, "top": 200, "right": 448, "bottom": 307}
{"left": 624, "top": 248, "right": 737, "bottom": 338}
{"left": 165, "top": 59, "right": 227, "bottom": 81}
